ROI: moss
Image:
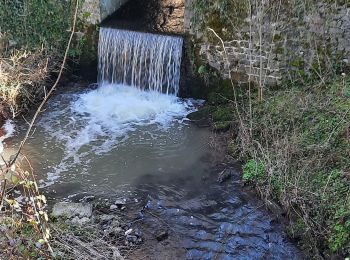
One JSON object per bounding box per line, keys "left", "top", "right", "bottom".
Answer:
{"left": 290, "top": 57, "right": 305, "bottom": 68}
{"left": 273, "top": 34, "right": 283, "bottom": 42}
{"left": 187, "top": 106, "right": 214, "bottom": 127}
{"left": 207, "top": 12, "right": 225, "bottom": 35}
{"left": 207, "top": 79, "right": 235, "bottom": 104}
{"left": 188, "top": 106, "right": 213, "bottom": 121}
{"left": 212, "top": 105, "right": 233, "bottom": 122}
{"left": 79, "top": 24, "right": 99, "bottom": 63}
{"left": 213, "top": 121, "right": 231, "bottom": 132}
{"left": 275, "top": 46, "right": 285, "bottom": 55}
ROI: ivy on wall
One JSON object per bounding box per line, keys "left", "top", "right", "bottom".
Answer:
{"left": 0, "top": 0, "right": 77, "bottom": 56}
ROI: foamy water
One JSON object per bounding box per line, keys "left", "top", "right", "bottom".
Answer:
{"left": 33, "top": 28, "right": 188, "bottom": 186}
{"left": 0, "top": 120, "right": 15, "bottom": 154}
{"left": 37, "top": 84, "right": 200, "bottom": 186}
{"left": 73, "top": 84, "right": 195, "bottom": 131}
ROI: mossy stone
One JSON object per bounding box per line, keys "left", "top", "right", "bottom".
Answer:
{"left": 187, "top": 106, "right": 213, "bottom": 127}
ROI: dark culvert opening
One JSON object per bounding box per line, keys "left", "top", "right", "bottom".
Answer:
{"left": 101, "top": 0, "right": 162, "bottom": 33}
{"left": 101, "top": 0, "right": 184, "bottom": 35}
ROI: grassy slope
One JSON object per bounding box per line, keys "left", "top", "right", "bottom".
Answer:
{"left": 233, "top": 77, "right": 350, "bottom": 257}
{"left": 194, "top": 75, "right": 349, "bottom": 257}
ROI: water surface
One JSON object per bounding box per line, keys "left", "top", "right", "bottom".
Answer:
{"left": 6, "top": 84, "right": 302, "bottom": 259}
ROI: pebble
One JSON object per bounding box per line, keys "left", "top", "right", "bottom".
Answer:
{"left": 126, "top": 235, "right": 138, "bottom": 243}
{"left": 115, "top": 199, "right": 126, "bottom": 206}
{"left": 125, "top": 228, "right": 133, "bottom": 236}
{"left": 110, "top": 205, "right": 118, "bottom": 210}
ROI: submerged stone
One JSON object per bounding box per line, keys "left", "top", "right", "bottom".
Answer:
{"left": 187, "top": 107, "right": 212, "bottom": 127}
{"left": 156, "top": 230, "right": 169, "bottom": 241}
{"left": 52, "top": 202, "right": 92, "bottom": 218}
{"left": 70, "top": 216, "right": 90, "bottom": 226}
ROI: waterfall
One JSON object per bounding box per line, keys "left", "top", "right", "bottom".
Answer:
{"left": 98, "top": 27, "right": 183, "bottom": 95}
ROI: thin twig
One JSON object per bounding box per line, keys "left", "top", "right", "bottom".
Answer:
{"left": 9, "top": 0, "right": 80, "bottom": 167}
{"left": 208, "top": 27, "right": 245, "bottom": 134}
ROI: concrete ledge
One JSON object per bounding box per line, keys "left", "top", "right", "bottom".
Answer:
{"left": 81, "top": 0, "right": 130, "bottom": 24}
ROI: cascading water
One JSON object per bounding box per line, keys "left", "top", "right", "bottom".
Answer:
{"left": 10, "top": 27, "right": 302, "bottom": 260}
{"left": 31, "top": 27, "right": 197, "bottom": 186}
{"left": 98, "top": 27, "right": 183, "bottom": 95}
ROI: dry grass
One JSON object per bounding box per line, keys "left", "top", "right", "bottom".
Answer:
{"left": 50, "top": 221, "right": 126, "bottom": 260}
{"left": 0, "top": 50, "right": 53, "bottom": 118}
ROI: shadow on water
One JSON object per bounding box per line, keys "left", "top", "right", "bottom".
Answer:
{"left": 122, "top": 158, "right": 303, "bottom": 259}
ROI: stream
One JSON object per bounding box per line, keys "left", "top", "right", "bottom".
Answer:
{"left": 1, "top": 26, "right": 304, "bottom": 259}
{"left": 3, "top": 83, "right": 303, "bottom": 259}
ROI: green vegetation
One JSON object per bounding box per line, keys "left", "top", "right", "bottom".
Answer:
{"left": 0, "top": 1, "right": 90, "bottom": 259}
{"left": 190, "top": 0, "right": 350, "bottom": 255}
{"left": 242, "top": 159, "right": 266, "bottom": 183}
{"left": 0, "top": 217, "right": 49, "bottom": 259}
{"left": 0, "top": 0, "right": 94, "bottom": 116}
{"left": 192, "top": 69, "right": 349, "bottom": 258}
{"left": 0, "top": 162, "right": 52, "bottom": 259}
{"left": 230, "top": 76, "right": 350, "bottom": 257}
{"left": 0, "top": 0, "right": 73, "bottom": 52}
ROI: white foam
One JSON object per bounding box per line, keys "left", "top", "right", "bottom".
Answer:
{"left": 39, "top": 84, "right": 198, "bottom": 185}
{"left": 0, "top": 119, "right": 15, "bottom": 154}
{"left": 73, "top": 84, "right": 194, "bottom": 129}
{"left": 3, "top": 120, "right": 15, "bottom": 138}
{"left": 66, "top": 84, "right": 197, "bottom": 154}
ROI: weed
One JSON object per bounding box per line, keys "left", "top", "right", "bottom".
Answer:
{"left": 242, "top": 159, "right": 266, "bottom": 183}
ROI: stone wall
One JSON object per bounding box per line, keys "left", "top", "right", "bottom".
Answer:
{"left": 189, "top": 2, "right": 350, "bottom": 86}
{"left": 155, "top": 0, "right": 185, "bottom": 33}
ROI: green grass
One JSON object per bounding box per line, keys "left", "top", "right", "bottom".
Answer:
{"left": 235, "top": 76, "right": 350, "bottom": 257}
